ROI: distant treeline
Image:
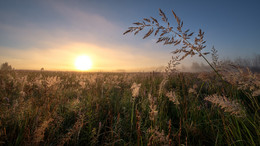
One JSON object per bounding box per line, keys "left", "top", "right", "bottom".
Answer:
{"left": 222, "top": 54, "right": 260, "bottom": 72}
{"left": 189, "top": 54, "right": 260, "bottom": 72}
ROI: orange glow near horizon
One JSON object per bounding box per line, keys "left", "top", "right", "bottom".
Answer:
{"left": 74, "top": 55, "right": 92, "bottom": 71}
{"left": 0, "top": 42, "right": 171, "bottom": 72}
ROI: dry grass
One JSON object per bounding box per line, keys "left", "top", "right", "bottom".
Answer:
{"left": 205, "top": 94, "right": 246, "bottom": 117}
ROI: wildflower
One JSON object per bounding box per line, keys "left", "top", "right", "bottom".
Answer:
{"left": 204, "top": 94, "right": 246, "bottom": 117}
{"left": 131, "top": 82, "right": 141, "bottom": 98}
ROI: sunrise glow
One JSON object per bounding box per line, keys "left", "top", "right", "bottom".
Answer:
{"left": 75, "top": 55, "right": 92, "bottom": 71}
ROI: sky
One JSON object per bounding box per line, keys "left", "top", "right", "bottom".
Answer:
{"left": 0, "top": 0, "right": 259, "bottom": 71}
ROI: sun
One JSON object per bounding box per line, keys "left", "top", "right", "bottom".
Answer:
{"left": 75, "top": 55, "right": 92, "bottom": 71}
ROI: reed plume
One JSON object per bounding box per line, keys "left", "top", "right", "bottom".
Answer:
{"left": 148, "top": 94, "right": 158, "bottom": 121}
{"left": 124, "top": 9, "right": 209, "bottom": 62}
{"left": 34, "top": 118, "right": 53, "bottom": 143}
{"left": 124, "top": 8, "right": 224, "bottom": 80}
{"left": 166, "top": 91, "right": 180, "bottom": 105}
{"left": 147, "top": 126, "right": 168, "bottom": 146}
{"left": 211, "top": 46, "right": 219, "bottom": 67}
{"left": 205, "top": 94, "right": 246, "bottom": 117}
{"left": 158, "top": 78, "right": 168, "bottom": 95}
{"left": 131, "top": 82, "right": 141, "bottom": 98}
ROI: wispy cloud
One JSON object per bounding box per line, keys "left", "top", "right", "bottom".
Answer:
{"left": 0, "top": 1, "right": 172, "bottom": 71}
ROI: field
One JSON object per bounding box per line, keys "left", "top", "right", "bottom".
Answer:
{"left": 0, "top": 70, "right": 259, "bottom": 145}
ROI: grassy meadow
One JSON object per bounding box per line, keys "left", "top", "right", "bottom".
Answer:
{"left": 0, "top": 69, "right": 259, "bottom": 145}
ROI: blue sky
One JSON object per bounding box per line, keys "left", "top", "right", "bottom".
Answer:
{"left": 0, "top": 0, "right": 259, "bottom": 71}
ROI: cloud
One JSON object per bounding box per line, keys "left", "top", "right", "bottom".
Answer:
{"left": 0, "top": 1, "right": 176, "bottom": 71}
{"left": 0, "top": 0, "right": 125, "bottom": 49}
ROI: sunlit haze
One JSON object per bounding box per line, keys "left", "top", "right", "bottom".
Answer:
{"left": 0, "top": 0, "right": 259, "bottom": 71}
{"left": 75, "top": 55, "right": 92, "bottom": 71}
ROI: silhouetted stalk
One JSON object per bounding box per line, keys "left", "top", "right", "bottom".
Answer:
{"left": 200, "top": 53, "right": 223, "bottom": 80}
{"left": 123, "top": 9, "right": 225, "bottom": 81}
{"left": 169, "top": 28, "right": 224, "bottom": 80}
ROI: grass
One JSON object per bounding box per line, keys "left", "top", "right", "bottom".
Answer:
{"left": 0, "top": 70, "right": 259, "bottom": 145}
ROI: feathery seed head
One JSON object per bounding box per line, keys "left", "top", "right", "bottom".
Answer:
{"left": 205, "top": 94, "right": 246, "bottom": 117}
{"left": 166, "top": 91, "right": 180, "bottom": 105}
{"left": 131, "top": 82, "right": 141, "bottom": 98}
